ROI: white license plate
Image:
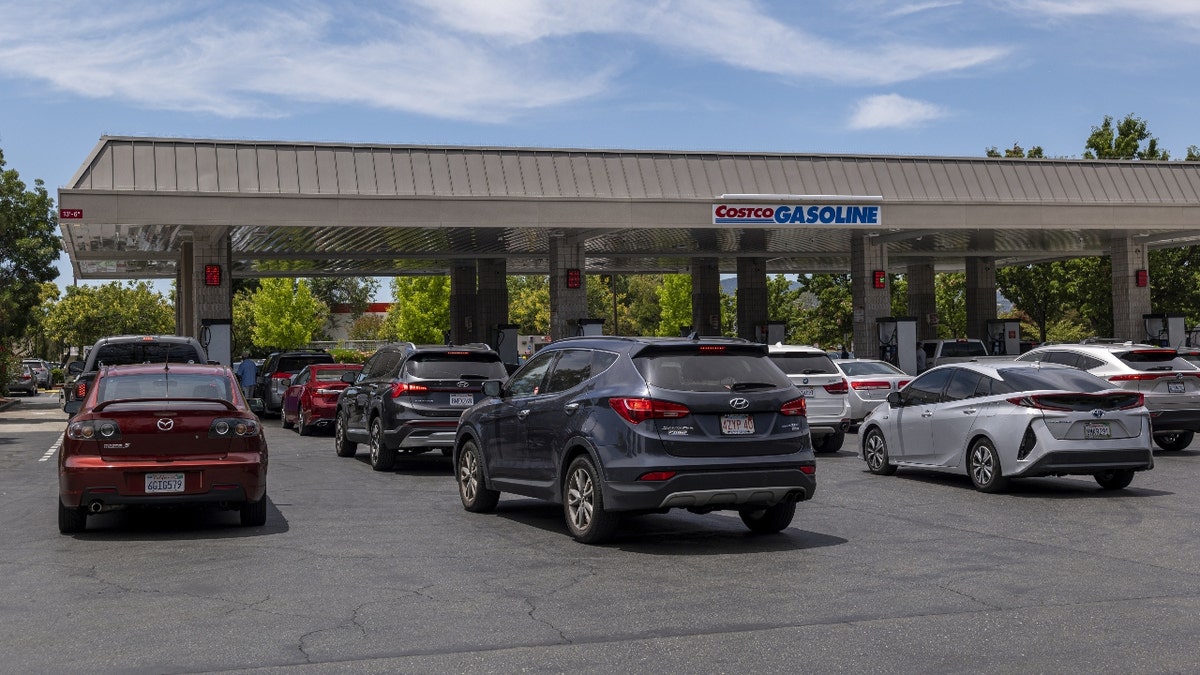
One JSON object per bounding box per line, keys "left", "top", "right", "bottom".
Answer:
{"left": 798, "top": 387, "right": 815, "bottom": 397}
{"left": 145, "top": 472, "right": 185, "bottom": 493}
{"left": 450, "top": 394, "right": 474, "bottom": 406}
{"left": 1085, "top": 422, "right": 1111, "bottom": 439}
{"left": 721, "top": 414, "right": 754, "bottom": 435}
{"left": 1168, "top": 382, "right": 1185, "bottom": 393}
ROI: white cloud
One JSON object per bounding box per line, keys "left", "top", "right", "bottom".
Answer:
{"left": 847, "top": 94, "right": 948, "bottom": 130}
{"left": 1004, "top": 0, "right": 1200, "bottom": 22}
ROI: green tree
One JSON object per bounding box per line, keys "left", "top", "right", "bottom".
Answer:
{"left": 508, "top": 275, "right": 550, "bottom": 335}
{"left": 985, "top": 142, "right": 1044, "bottom": 158}
{"left": 935, "top": 273, "right": 967, "bottom": 338}
{"left": 251, "top": 278, "right": 329, "bottom": 349}
{"left": 766, "top": 274, "right": 801, "bottom": 341}
{"left": 307, "top": 277, "right": 380, "bottom": 327}
{"left": 0, "top": 148, "right": 60, "bottom": 381}
{"left": 232, "top": 288, "right": 257, "bottom": 357}
{"left": 1084, "top": 114, "right": 1168, "bottom": 160}
{"left": 794, "top": 274, "right": 852, "bottom": 348}
{"left": 657, "top": 274, "right": 692, "bottom": 336}
{"left": 625, "top": 274, "right": 664, "bottom": 335}
{"left": 995, "top": 263, "right": 1067, "bottom": 342}
{"left": 382, "top": 276, "right": 449, "bottom": 343}
{"left": 44, "top": 281, "right": 174, "bottom": 351}
{"left": 348, "top": 313, "right": 386, "bottom": 340}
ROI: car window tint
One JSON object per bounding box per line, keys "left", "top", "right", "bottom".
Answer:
{"left": 278, "top": 355, "right": 332, "bottom": 373}
{"left": 1076, "top": 355, "right": 1106, "bottom": 370}
{"left": 903, "top": 368, "right": 953, "bottom": 405}
{"left": 97, "top": 373, "right": 233, "bottom": 402}
{"left": 92, "top": 343, "right": 202, "bottom": 367}
{"left": 767, "top": 353, "right": 840, "bottom": 375}
{"left": 1042, "top": 351, "right": 1082, "bottom": 368}
{"left": 406, "top": 354, "right": 508, "bottom": 380}
{"left": 507, "top": 351, "right": 555, "bottom": 396}
{"left": 976, "top": 374, "right": 1000, "bottom": 396}
{"left": 839, "top": 361, "right": 904, "bottom": 376}
{"left": 544, "top": 349, "right": 592, "bottom": 393}
{"left": 592, "top": 350, "right": 618, "bottom": 376}
{"left": 315, "top": 368, "right": 358, "bottom": 382}
{"left": 367, "top": 352, "right": 402, "bottom": 379}
{"left": 944, "top": 369, "right": 985, "bottom": 400}
{"left": 996, "top": 367, "right": 1109, "bottom": 392}
{"left": 294, "top": 369, "right": 309, "bottom": 385}
{"left": 637, "top": 352, "right": 791, "bottom": 392}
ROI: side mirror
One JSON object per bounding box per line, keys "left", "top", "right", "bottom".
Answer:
{"left": 247, "top": 398, "right": 265, "bottom": 414}
{"left": 64, "top": 400, "right": 82, "bottom": 416}
{"left": 341, "top": 371, "right": 356, "bottom": 384}
{"left": 886, "top": 391, "right": 902, "bottom": 407}
{"left": 67, "top": 361, "right": 84, "bottom": 376}
{"left": 482, "top": 380, "right": 503, "bottom": 397}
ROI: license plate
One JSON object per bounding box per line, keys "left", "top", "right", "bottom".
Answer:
{"left": 798, "top": 387, "right": 815, "bottom": 397}
{"left": 450, "top": 394, "right": 474, "bottom": 406}
{"left": 1085, "top": 422, "right": 1111, "bottom": 439}
{"left": 145, "top": 472, "right": 185, "bottom": 493}
{"left": 721, "top": 414, "right": 754, "bottom": 435}
{"left": 1168, "top": 382, "right": 1185, "bottom": 393}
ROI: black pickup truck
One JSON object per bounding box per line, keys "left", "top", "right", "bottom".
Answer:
{"left": 62, "top": 335, "right": 210, "bottom": 415}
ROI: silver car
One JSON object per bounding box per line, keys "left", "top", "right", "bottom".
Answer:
{"left": 8, "top": 364, "right": 39, "bottom": 396}
{"left": 768, "top": 344, "right": 851, "bottom": 452}
{"left": 834, "top": 359, "right": 912, "bottom": 429}
{"left": 1015, "top": 342, "right": 1200, "bottom": 451}
{"left": 859, "top": 362, "right": 1153, "bottom": 492}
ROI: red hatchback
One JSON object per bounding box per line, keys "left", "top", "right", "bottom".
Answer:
{"left": 281, "top": 363, "right": 363, "bottom": 436}
{"left": 58, "top": 363, "right": 268, "bottom": 533}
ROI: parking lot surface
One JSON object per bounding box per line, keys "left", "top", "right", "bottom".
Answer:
{"left": 3, "top": 391, "right": 1200, "bottom": 674}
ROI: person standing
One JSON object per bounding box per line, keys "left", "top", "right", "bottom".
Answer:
{"left": 236, "top": 351, "right": 257, "bottom": 399}
{"left": 915, "top": 343, "right": 927, "bottom": 373}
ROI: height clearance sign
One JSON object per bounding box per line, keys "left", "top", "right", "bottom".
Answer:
{"left": 712, "top": 203, "right": 881, "bottom": 226}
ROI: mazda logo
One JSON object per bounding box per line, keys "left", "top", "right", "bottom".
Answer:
{"left": 1091, "top": 409, "right": 1106, "bottom": 418}
{"left": 157, "top": 418, "right": 174, "bottom": 431}
{"left": 729, "top": 397, "right": 750, "bottom": 410}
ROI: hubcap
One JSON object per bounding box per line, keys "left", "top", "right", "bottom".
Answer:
{"left": 971, "top": 445, "right": 994, "bottom": 485}
{"left": 865, "top": 434, "right": 884, "bottom": 469}
{"left": 566, "top": 466, "right": 595, "bottom": 531}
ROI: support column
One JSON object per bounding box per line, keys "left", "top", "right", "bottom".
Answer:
{"left": 449, "top": 260, "right": 477, "bottom": 344}
{"left": 907, "top": 262, "right": 937, "bottom": 340}
{"left": 964, "top": 257, "right": 996, "bottom": 341}
{"left": 736, "top": 257, "right": 767, "bottom": 342}
{"left": 1111, "top": 234, "right": 1151, "bottom": 341}
{"left": 691, "top": 257, "right": 721, "bottom": 336}
{"left": 178, "top": 242, "right": 194, "bottom": 338}
{"left": 476, "top": 258, "right": 509, "bottom": 347}
{"left": 851, "top": 233, "right": 890, "bottom": 359}
{"left": 189, "top": 228, "right": 233, "bottom": 364}
{"left": 549, "top": 232, "right": 588, "bottom": 340}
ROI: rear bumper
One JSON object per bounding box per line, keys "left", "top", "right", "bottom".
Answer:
{"left": 60, "top": 453, "right": 267, "bottom": 508}
{"left": 383, "top": 419, "right": 460, "bottom": 450}
{"left": 1148, "top": 409, "right": 1200, "bottom": 434}
{"left": 603, "top": 465, "right": 816, "bottom": 512}
{"left": 1016, "top": 448, "right": 1153, "bottom": 477}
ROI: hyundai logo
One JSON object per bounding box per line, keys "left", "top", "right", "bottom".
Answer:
{"left": 729, "top": 397, "right": 750, "bottom": 410}
{"left": 1091, "top": 409, "right": 1106, "bottom": 418}
{"left": 157, "top": 418, "right": 174, "bottom": 431}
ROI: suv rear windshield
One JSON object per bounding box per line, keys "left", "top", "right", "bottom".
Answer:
{"left": 91, "top": 343, "right": 203, "bottom": 367}
{"left": 1116, "top": 349, "right": 1193, "bottom": 370}
{"left": 941, "top": 341, "right": 987, "bottom": 357}
{"left": 275, "top": 355, "right": 334, "bottom": 374}
{"left": 635, "top": 351, "right": 792, "bottom": 392}
{"left": 406, "top": 354, "right": 508, "bottom": 380}
{"left": 768, "top": 353, "right": 840, "bottom": 375}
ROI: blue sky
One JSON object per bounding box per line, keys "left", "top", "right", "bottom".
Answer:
{"left": 2, "top": 0, "right": 1198, "bottom": 302}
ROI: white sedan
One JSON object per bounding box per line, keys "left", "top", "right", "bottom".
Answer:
{"left": 859, "top": 362, "right": 1153, "bottom": 492}
{"left": 833, "top": 359, "right": 911, "bottom": 429}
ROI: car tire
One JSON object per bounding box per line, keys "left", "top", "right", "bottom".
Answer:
{"left": 1153, "top": 431, "right": 1193, "bottom": 452}
{"left": 739, "top": 501, "right": 796, "bottom": 534}
{"left": 334, "top": 412, "right": 357, "bottom": 457}
{"left": 967, "top": 438, "right": 1008, "bottom": 493}
{"left": 563, "top": 455, "right": 618, "bottom": 544}
{"left": 813, "top": 429, "right": 845, "bottom": 453}
{"left": 240, "top": 494, "right": 268, "bottom": 526}
{"left": 280, "top": 409, "right": 293, "bottom": 430}
{"left": 58, "top": 499, "right": 87, "bottom": 534}
{"left": 457, "top": 439, "right": 500, "bottom": 513}
{"left": 863, "top": 428, "right": 897, "bottom": 476}
{"left": 297, "top": 409, "right": 312, "bottom": 436}
{"left": 1094, "top": 469, "right": 1135, "bottom": 490}
{"left": 368, "top": 417, "right": 396, "bottom": 471}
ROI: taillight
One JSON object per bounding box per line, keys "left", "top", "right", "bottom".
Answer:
{"left": 1007, "top": 395, "right": 1072, "bottom": 411}
{"left": 609, "top": 397, "right": 690, "bottom": 424}
{"left": 1108, "top": 373, "right": 1170, "bottom": 382}
{"left": 823, "top": 378, "right": 849, "bottom": 394}
{"left": 210, "top": 417, "right": 260, "bottom": 438}
{"left": 780, "top": 397, "right": 807, "bottom": 416}
{"left": 271, "top": 372, "right": 291, "bottom": 380}
{"left": 75, "top": 382, "right": 88, "bottom": 399}
{"left": 850, "top": 380, "right": 892, "bottom": 390}
{"left": 897, "top": 380, "right": 911, "bottom": 388}
{"left": 390, "top": 382, "right": 429, "bottom": 397}
{"left": 67, "top": 418, "right": 122, "bottom": 441}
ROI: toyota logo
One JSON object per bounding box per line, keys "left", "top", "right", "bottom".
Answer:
{"left": 457, "top": 381, "right": 470, "bottom": 388}
{"left": 729, "top": 397, "right": 750, "bottom": 410}
{"left": 1091, "top": 409, "right": 1106, "bottom": 418}
{"left": 156, "top": 418, "right": 174, "bottom": 431}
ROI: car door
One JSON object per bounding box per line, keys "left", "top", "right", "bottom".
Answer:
{"left": 485, "top": 350, "right": 556, "bottom": 480}
{"left": 926, "top": 368, "right": 990, "bottom": 467}
{"left": 891, "top": 368, "right": 953, "bottom": 463}
{"left": 511, "top": 348, "right": 596, "bottom": 485}
{"left": 283, "top": 367, "right": 310, "bottom": 421}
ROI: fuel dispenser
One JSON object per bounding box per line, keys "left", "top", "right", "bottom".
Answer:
{"left": 494, "top": 323, "right": 519, "bottom": 369}
{"left": 1143, "top": 313, "right": 1187, "bottom": 348}
{"left": 199, "top": 318, "right": 232, "bottom": 365}
{"left": 877, "top": 316, "right": 917, "bottom": 374}
{"left": 577, "top": 318, "right": 605, "bottom": 336}
{"left": 757, "top": 321, "right": 787, "bottom": 344}
{"left": 985, "top": 319, "right": 1021, "bottom": 356}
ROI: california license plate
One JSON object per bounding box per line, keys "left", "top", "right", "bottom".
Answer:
{"left": 145, "top": 472, "right": 185, "bottom": 493}
{"left": 450, "top": 394, "right": 474, "bottom": 406}
{"left": 798, "top": 387, "right": 815, "bottom": 397}
{"left": 1168, "top": 382, "right": 1185, "bottom": 393}
{"left": 721, "top": 414, "right": 754, "bottom": 435}
{"left": 1085, "top": 422, "right": 1111, "bottom": 439}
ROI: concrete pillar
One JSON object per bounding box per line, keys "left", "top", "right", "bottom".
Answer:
{"left": 476, "top": 258, "right": 509, "bottom": 348}
{"left": 1111, "top": 234, "right": 1151, "bottom": 341}
{"left": 736, "top": 257, "right": 767, "bottom": 341}
{"left": 691, "top": 257, "right": 721, "bottom": 336}
{"left": 187, "top": 228, "right": 233, "bottom": 364}
{"left": 851, "top": 233, "right": 890, "bottom": 359}
{"left": 178, "top": 241, "right": 194, "bottom": 338}
{"left": 449, "top": 260, "right": 477, "bottom": 344}
{"left": 907, "top": 262, "right": 937, "bottom": 340}
{"left": 964, "top": 257, "right": 996, "bottom": 341}
{"left": 549, "top": 232, "right": 588, "bottom": 340}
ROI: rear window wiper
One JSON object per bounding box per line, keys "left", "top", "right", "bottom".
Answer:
{"left": 726, "top": 381, "right": 777, "bottom": 391}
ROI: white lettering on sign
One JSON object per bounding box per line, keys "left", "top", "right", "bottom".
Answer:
{"left": 59, "top": 208, "right": 83, "bottom": 219}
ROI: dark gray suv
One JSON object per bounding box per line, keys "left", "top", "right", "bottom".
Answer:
{"left": 454, "top": 335, "right": 817, "bottom": 544}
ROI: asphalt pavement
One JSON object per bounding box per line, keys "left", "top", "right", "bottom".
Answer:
{"left": 3, "top": 392, "right": 1200, "bottom": 674}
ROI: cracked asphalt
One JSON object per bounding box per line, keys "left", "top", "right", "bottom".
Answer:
{"left": 3, "top": 391, "right": 1200, "bottom": 674}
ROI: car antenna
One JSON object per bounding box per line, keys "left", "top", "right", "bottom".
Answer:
{"left": 687, "top": 330, "right": 699, "bottom": 341}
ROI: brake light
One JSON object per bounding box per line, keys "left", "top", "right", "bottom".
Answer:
{"left": 638, "top": 471, "right": 677, "bottom": 481}
{"left": 1007, "top": 395, "right": 1072, "bottom": 411}
{"left": 823, "top": 378, "right": 849, "bottom": 394}
{"left": 67, "top": 418, "right": 122, "bottom": 441}
{"left": 75, "top": 382, "right": 87, "bottom": 399}
{"left": 781, "top": 397, "right": 807, "bottom": 416}
{"left": 897, "top": 380, "right": 911, "bottom": 388}
{"left": 271, "top": 372, "right": 292, "bottom": 380}
{"left": 850, "top": 380, "right": 891, "bottom": 390}
{"left": 609, "top": 397, "right": 690, "bottom": 424}
{"left": 1108, "top": 373, "right": 1170, "bottom": 382}
{"left": 390, "top": 382, "right": 429, "bottom": 397}
{"left": 697, "top": 345, "right": 726, "bottom": 353}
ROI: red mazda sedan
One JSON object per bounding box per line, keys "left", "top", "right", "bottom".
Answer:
{"left": 58, "top": 363, "right": 268, "bottom": 534}
{"left": 281, "top": 363, "right": 362, "bottom": 435}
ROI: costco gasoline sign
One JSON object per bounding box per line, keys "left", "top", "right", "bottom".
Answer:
{"left": 712, "top": 204, "right": 881, "bottom": 226}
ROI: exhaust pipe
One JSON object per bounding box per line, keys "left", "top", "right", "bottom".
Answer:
{"left": 88, "top": 500, "right": 104, "bottom": 514}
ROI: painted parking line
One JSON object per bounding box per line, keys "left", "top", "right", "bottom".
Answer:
{"left": 39, "top": 433, "right": 63, "bottom": 462}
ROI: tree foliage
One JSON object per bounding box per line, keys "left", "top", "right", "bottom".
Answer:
{"left": 232, "top": 288, "right": 257, "bottom": 356}
{"left": 985, "top": 142, "right": 1044, "bottom": 158}
{"left": 44, "top": 281, "right": 174, "bottom": 350}
{"left": 657, "top": 274, "right": 692, "bottom": 336}
{"left": 382, "top": 276, "right": 449, "bottom": 343}
{"left": 793, "top": 274, "right": 852, "bottom": 348}
{"left": 934, "top": 273, "right": 967, "bottom": 338}
{"left": 1084, "top": 114, "right": 1168, "bottom": 160}
{"left": 507, "top": 275, "right": 550, "bottom": 335}
{"left": 0, "top": 148, "right": 60, "bottom": 366}
{"left": 307, "top": 277, "right": 379, "bottom": 322}
{"left": 251, "top": 278, "right": 329, "bottom": 350}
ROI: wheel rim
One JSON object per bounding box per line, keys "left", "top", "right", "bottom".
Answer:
{"left": 370, "top": 421, "right": 380, "bottom": 463}
{"left": 566, "top": 465, "right": 595, "bottom": 532}
{"left": 970, "top": 444, "right": 995, "bottom": 485}
{"left": 335, "top": 416, "right": 345, "bottom": 446}
{"left": 864, "top": 432, "right": 885, "bottom": 470}
{"left": 459, "top": 449, "right": 479, "bottom": 502}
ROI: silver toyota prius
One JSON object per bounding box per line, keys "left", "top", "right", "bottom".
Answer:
{"left": 859, "top": 361, "right": 1154, "bottom": 492}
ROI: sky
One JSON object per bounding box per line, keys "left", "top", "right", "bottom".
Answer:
{"left": 2, "top": 0, "right": 1198, "bottom": 302}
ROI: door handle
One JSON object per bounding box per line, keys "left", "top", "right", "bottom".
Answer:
{"left": 922, "top": 410, "right": 934, "bottom": 417}
{"left": 517, "top": 409, "right": 530, "bottom": 420}
{"left": 963, "top": 408, "right": 977, "bottom": 415}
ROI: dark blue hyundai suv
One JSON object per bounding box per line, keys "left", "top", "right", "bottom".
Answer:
{"left": 454, "top": 335, "right": 816, "bottom": 544}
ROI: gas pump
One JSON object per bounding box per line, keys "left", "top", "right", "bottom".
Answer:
{"left": 1142, "top": 313, "right": 1182, "bottom": 347}
{"left": 494, "top": 324, "right": 519, "bottom": 368}
{"left": 877, "top": 317, "right": 917, "bottom": 374}
{"left": 985, "top": 319, "right": 1021, "bottom": 356}
{"left": 757, "top": 321, "right": 786, "bottom": 344}
{"left": 577, "top": 318, "right": 605, "bottom": 336}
